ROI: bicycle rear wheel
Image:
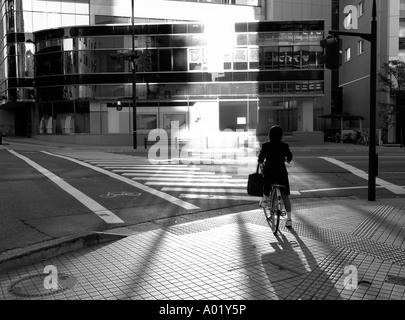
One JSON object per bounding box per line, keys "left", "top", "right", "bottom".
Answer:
{"left": 270, "top": 189, "right": 280, "bottom": 234}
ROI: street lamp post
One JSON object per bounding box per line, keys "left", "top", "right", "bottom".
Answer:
{"left": 131, "top": 0, "right": 137, "bottom": 149}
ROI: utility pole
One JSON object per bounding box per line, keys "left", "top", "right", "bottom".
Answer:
{"left": 368, "top": 0, "right": 378, "bottom": 201}
{"left": 322, "top": 0, "right": 378, "bottom": 201}
{"left": 110, "top": 0, "right": 138, "bottom": 149}
{"left": 131, "top": 0, "right": 137, "bottom": 149}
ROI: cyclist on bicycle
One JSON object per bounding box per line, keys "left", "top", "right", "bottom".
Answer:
{"left": 258, "top": 125, "right": 293, "bottom": 227}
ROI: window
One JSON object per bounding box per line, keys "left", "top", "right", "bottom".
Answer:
{"left": 173, "top": 49, "right": 187, "bottom": 71}
{"left": 188, "top": 48, "right": 202, "bottom": 71}
{"left": 345, "top": 12, "right": 353, "bottom": 29}
{"left": 158, "top": 49, "right": 172, "bottom": 71}
{"left": 401, "top": 0, "right": 405, "bottom": 18}
{"left": 346, "top": 48, "right": 351, "bottom": 62}
{"left": 358, "top": 40, "right": 364, "bottom": 55}
{"left": 358, "top": 1, "right": 365, "bottom": 17}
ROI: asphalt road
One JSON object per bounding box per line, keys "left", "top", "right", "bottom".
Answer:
{"left": 1, "top": 142, "right": 404, "bottom": 254}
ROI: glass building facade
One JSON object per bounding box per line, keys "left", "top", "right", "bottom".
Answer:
{"left": 0, "top": 0, "right": 326, "bottom": 143}
{"left": 400, "top": 0, "right": 405, "bottom": 60}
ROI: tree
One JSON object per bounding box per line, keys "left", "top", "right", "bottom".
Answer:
{"left": 378, "top": 60, "right": 405, "bottom": 145}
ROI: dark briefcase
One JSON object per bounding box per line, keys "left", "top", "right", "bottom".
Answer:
{"left": 247, "top": 163, "right": 263, "bottom": 197}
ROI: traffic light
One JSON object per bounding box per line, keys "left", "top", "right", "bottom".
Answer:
{"left": 320, "top": 36, "right": 342, "bottom": 70}
{"left": 116, "top": 101, "right": 122, "bottom": 111}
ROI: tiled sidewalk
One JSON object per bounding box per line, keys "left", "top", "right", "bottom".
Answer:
{"left": 1, "top": 197, "right": 405, "bottom": 301}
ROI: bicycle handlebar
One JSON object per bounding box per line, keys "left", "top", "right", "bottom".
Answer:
{"left": 259, "top": 160, "right": 292, "bottom": 167}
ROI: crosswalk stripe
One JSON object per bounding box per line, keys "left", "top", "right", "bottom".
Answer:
{"left": 170, "top": 158, "right": 251, "bottom": 164}
{"left": 109, "top": 172, "right": 231, "bottom": 178}
{"left": 124, "top": 176, "right": 246, "bottom": 182}
{"left": 161, "top": 186, "right": 300, "bottom": 196}
{"left": 161, "top": 187, "right": 246, "bottom": 193}
{"left": 180, "top": 194, "right": 261, "bottom": 201}
{"left": 60, "top": 155, "right": 302, "bottom": 201}
{"left": 41, "top": 151, "right": 200, "bottom": 210}
{"left": 321, "top": 157, "right": 405, "bottom": 195}
{"left": 99, "top": 166, "right": 202, "bottom": 171}
{"left": 87, "top": 162, "right": 189, "bottom": 167}
{"left": 9, "top": 150, "right": 124, "bottom": 224}
{"left": 179, "top": 192, "right": 301, "bottom": 199}
{"left": 146, "top": 181, "right": 247, "bottom": 187}
{"left": 108, "top": 169, "right": 204, "bottom": 173}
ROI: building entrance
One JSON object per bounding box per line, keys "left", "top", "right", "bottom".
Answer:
{"left": 258, "top": 101, "right": 297, "bottom": 136}
{"left": 14, "top": 107, "right": 30, "bottom": 137}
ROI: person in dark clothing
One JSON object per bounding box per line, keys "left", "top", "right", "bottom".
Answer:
{"left": 257, "top": 125, "right": 293, "bottom": 227}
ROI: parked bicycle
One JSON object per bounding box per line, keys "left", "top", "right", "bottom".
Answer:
{"left": 337, "top": 130, "right": 369, "bottom": 145}
{"left": 0, "top": 126, "right": 14, "bottom": 137}
{"left": 356, "top": 132, "right": 369, "bottom": 145}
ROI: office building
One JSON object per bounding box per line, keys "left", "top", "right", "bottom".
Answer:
{"left": 0, "top": 0, "right": 332, "bottom": 145}
{"left": 338, "top": 0, "right": 405, "bottom": 144}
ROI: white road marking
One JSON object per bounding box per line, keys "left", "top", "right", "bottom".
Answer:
{"left": 170, "top": 158, "right": 250, "bottom": 164}
{"left": 111, "top": 172, "right": 231, "bottom": 178}
{"left": 290, "top": 191, "right": 302, "bottom": 195}
{"left": 8, "top": 150, "right": 124, "bottom": 224}
{"left": 99, "top": 166, "right": 202, "bottom": 171}
{"left": 146, "top": 181, "right": 247, "bottom": 187}
{"left": 161, "top": 187, "right": 249, "bottom": 193}
{"left": 161, "top": 187, "right": 301, "bottom": 196}
{"left": 41, "top": 151, "right": 200, "bottom": 210}
{"left": 180, "top": 194, "right": 262, "bottom": 201}
{"left": 302, "top": 186, "right": 370, "bottom": 193}
{"left": 301, "top": 185, "right": 405, "bottom": 193}
{"left": 377, "top": 172, "right": 405, "bottom": 174}
{"left": 91, "top": 163, "right": 197, "bottom": 169}
{"left": 88, "top": 162, "right": 193, "bottom": 167}
{"left": 123, "top": 175, "right": 246, "bottom": 182}
{"left": 320, "top": 157, "right": 405, "bottom": 195}
{"left": 110, "top": 169, "right": 208, "bottom": 174}
{"left": 179, "top": 192, "right": 301, "bottom": 201}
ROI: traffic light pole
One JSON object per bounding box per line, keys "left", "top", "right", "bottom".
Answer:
{"left": 369, "top": 1, "right": 378, "bottom": 201}
{"left": 327, "top": 0, "right": 378, "bottom": 201}
{"left": 131, "top": 0, "right": 137, "bottom": 150}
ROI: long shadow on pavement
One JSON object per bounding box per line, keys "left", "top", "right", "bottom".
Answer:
{"left": 261, "top": 227, "right": 342, "bottom": 300}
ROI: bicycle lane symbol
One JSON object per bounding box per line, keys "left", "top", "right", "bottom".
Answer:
{"left": 100, "top": 191, "right": 142, "bottom": 198}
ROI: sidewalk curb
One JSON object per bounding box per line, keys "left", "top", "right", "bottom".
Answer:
{"left": 0, "top": 232, "right": 126, "bottom": 274}
{"left": 0, "top": 202, "right": 261, "bottom": 274}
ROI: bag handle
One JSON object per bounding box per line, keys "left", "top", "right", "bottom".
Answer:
{"left": 256, "top": 162, "right": 262, "bottom": 174}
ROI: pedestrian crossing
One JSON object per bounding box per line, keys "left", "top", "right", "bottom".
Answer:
{"left": 83, "top": 158, "right": 260, "bottom": 202}
{"left": 51, "top": 150, "right": 301, "bottom": 205}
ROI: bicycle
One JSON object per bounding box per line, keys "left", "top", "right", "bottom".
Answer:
{"left": 263, "top": 183, "right": 286, "bottom": 234}
{"left": 259, "top": 161, "right": 290, "bottom": 234}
